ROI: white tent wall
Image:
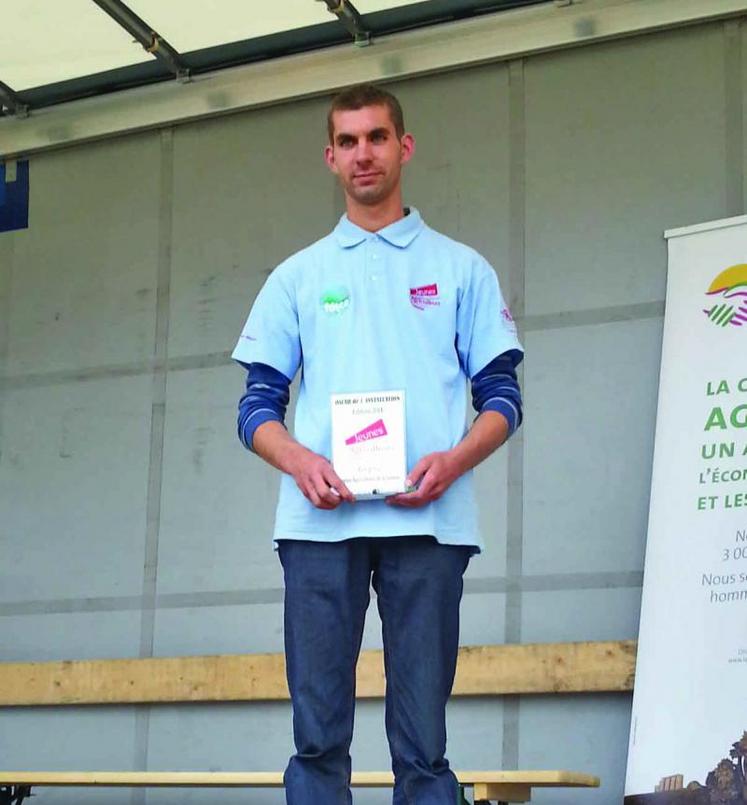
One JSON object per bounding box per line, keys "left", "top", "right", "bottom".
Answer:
{"left": 0, "top": 16, "right": 742, "bottom": 805}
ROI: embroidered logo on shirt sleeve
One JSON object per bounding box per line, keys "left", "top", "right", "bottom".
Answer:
{"left": 501, "top": 306, "right": 518, "bottom": 331}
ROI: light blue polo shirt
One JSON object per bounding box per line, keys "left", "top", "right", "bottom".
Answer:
{"left": 232, "top": 208, "right": 522, "bottom": 551}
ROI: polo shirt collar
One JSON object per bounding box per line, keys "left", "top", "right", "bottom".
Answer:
{"left": 333, "top": 207, "right": 424, "bottom": 249}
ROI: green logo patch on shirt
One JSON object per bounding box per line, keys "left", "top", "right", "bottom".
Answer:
{"left": 320, "top": 286, "right": 351, "bottom": 315}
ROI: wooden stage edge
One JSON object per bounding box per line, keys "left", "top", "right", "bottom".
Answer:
{"left": 0, "top": 640, "right": 637, "bottom": 706}
{"left": 0, "top": 770, "right": 601, "bottom": 788}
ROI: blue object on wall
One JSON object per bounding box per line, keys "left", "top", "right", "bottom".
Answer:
{"left": 0, "top": 160, "right": 30, "bottom": 233}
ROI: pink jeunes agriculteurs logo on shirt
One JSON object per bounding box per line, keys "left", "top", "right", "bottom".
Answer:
{"left": 345, "top": 419, "right": 388, "bottom": 446}
{"left": 410, "top": 283, "right": 440, "bottom": 310}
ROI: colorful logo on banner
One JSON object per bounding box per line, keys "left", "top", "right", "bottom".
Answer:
{"left": 703, "top": 264, "right": 747, "bottom": 328}
{"left": 345, "top": 418, "right": 387, "bottom": 445}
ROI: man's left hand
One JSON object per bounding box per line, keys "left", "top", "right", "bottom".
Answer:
{"left": 386, "top": 450, "right": 462, "bottom": 507}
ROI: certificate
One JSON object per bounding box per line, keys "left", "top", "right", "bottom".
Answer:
{"left": 330, "top": 390, "right": 407, "bottom": 499}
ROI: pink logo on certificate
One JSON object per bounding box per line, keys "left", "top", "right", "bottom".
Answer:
{"left": 345, "top": 419, "right": 387, "bottom": 445}
{"left": 410, "top": 283, "right": 441, "bottom": 310}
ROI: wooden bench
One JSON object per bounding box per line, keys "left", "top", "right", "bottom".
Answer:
{"left": 0, "top": 641, "right": 632, "bottom": 803}
{"left": 0, "top": 770, "right": 599, "bottom": 804}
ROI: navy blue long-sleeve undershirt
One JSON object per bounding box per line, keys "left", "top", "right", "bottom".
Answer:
{"left": 236, "top": 362, "right": 291, "bottom": 451}
{"left": 470, "top": 349, "right": 523, "bottom": 436}
{"left": 237, "top": 352, "right": 523, "bottom": 453}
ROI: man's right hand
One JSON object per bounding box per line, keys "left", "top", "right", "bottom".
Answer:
{"left": 252, "top": 421, "right": 354, "bottom": 509}
{"left": 287, "top": 446, "right": 355, "bottom": 510}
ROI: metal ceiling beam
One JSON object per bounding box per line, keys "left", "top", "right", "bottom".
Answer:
{"left": 0, "top": 80, "right": 29, "bottom": 118}
{"left": 317, "top": 0, "right": 371, "bottom": 46}
{"left": 2, "top": 0, "right": 747, "bottom": 159}
{"left": 91, "top": 0, "right": 190, "bottom": 81}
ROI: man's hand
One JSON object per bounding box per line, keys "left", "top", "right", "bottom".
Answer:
{"left": 287, "top": 446, "right": 355, "bottom": 510}
{"left": 252, "top": 421, "right": 354, "bottom": 510}
{"left": 386, "top": 450, "right": 461, "bottom": 508}
{"left": 385, "top": 411, "right": 511, "bottom": 508}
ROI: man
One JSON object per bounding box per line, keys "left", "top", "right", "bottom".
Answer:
{"left": 233, "top": 84, "right": 523, "bottom": 805}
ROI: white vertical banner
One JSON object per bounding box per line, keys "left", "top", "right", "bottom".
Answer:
{"left": 624, "top": 216, "right": 747, "bottom": 804}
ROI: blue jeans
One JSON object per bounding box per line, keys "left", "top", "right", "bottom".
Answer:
{"left": 277, "top": 536, "right": 472, "bottom": 805}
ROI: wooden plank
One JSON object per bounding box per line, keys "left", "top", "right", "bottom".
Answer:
{"left": 0, "top": 771, "right": 600, "bottom": 788}
{"left": 0, "top": 641, "right": 636, "bottom": 706}
{"left": 450, "top": 641, "right": 637, "bottom": 696}
{"left": 473, "top": 783, "right": 530, "bottom": 802}
{"left": 460, "top": 771, "right": 599, "bottom": 787}
{"left": 0, "top": 772, "right": 286, "bottom": 788}
{"left": 0, "top": 652, "right": 288, "bottom": 706}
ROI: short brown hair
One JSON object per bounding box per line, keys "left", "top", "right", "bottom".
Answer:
{"left": 327, "top": 83, "right": 405, "bottom": 143}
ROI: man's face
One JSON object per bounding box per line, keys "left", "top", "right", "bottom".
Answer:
{"left": 324, "top": 104, "right": 414, "bottom": 206}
